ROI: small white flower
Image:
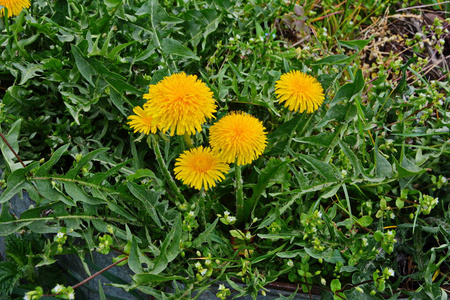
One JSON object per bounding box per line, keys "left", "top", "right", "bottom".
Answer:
{"left": 249, "top": 38, "right": 255, "bottom": 43}
{"left": 362, "top": 237, "right": 368, "bottom": 247}
{"left": 259, "top": 36, "right": 264, "bottom": 42}
{"left": 218, "top": 284, "right": 226, "bottom": 291}
{"left": 341, "top": 169, "right": 348, "bottom": 177}
{"left": 229, "top": 37, "right": 235, "bottom": 42}
{"left": 205, "top": 259, "right": 211, "bottom": 266}
{"left": 223, "top": 211, "right": 230, "bottom": 217}
{"left": 287, "top": 259, "right": 294, "bottom": 267}
{"left": 311, "top": 227, "right": 317, "bottom": 232}
{"left": 68, "top": 292, "right": 75, "bottom": 300}
{"left": 195, "top": 262, "right": 202, "bottom": 269}
{"left": 53, "top": 284, "right": 64, "bottom": 293}
{"left": 442, "top": 177, "right": 447, "bottom": 183}
{"left": 390, "top": 212, "right": 395, "bottom": 219}
{"left": 188, "top": 211, "right": 195, "bottom": 217}
{"left": 200, "top": 268, "right": 207, "bottom": 276}
{"left": 387, "top": 230, "right": 395, "bottom": 237}
{"left": 56, "top": 232, "right": 64, "bottom": 239}
{"left": 387, "top": 268, "right": 395, "bottom": 277}
{"left": 317, "top": 211, "right": 323, "bottom": 218}
{"left": 23, "top": 295, "right": 30, "bottom": 300}
{"left": 236, "top": 34, "right": 241, "bottom": 39}
{"left": 245, "top": 231, "right": 252, "bottom": 240}
{"left": 226, "top": 216, "right": 236, "bottom": 223}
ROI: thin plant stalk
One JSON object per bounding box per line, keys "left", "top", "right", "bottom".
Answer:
{"left": 198, "top": 188, "right": 207, "bottom": 228}
{"left": 148, "top": 135, "right": 185, "bottom": 205}
{"left": 235, "top": 160, "right": 245, "bottom": 225}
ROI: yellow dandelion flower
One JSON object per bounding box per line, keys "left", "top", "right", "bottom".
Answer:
{"left": 209, "top": 111, "right": 267, "bottom": 166}
{"left": 0, "top": 0, "right": 30, "bottom": 17}
{"left": 174, "top": 146, "right": 229, "bottom": 191}
{"left": 275, "top": 70, "right": 325, "bottom": 113}
{"left": 143, "top": 72, "right": 216, "bottom": 136}
{"left": 127, "top": 106, "right": 158, "bottom": 135}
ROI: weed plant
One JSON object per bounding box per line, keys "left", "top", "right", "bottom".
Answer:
{"left": 0, "top": 0, "right": 449, "bottom": 299}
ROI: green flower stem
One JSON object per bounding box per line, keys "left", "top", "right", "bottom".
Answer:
{"left": 183, "top": 133, "right": 194, "bottom": 149}
{"left": 198, "top": 188, "right": 207, "bottom": 228}
{"left": 149, "top": 135, "right": 185, "bottom": 205}
{"left": 235, "top": 161, "right": 245, "bottom": 225}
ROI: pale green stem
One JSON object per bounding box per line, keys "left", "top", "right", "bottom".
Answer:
{"left": 183, "top": 133, "right": 194, "bottom": 149}
{"left": 148, "top": 135, "right": 185, "bottom": 205}
{"left": 235, "top": 161, "right": 245, "bottom": 225}
{"left": 198, "top": 188, "right": 207, "bottom": 228}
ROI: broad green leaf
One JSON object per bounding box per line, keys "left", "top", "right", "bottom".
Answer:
{"left": 133, "top": 273, "right": 187, "bottom": 285}
{"left": 136, "top": 0, "right": 183, "bottom": 25}
{"left": 0, "top": 162, "right": 38, "bottom": 204}
{"left": 66, "top": 148, "right": 109, "bottom": 179}
{"left": 313, "top": 54, "right": 356, "bottom": 65}
{"left": 375, "top": 150, "right": 393, "bottom": 178}
{"left": 161, "top": 38, "right": 199, "bottom": 60}
{"left": 33, "top": 180, "right": 75, "bottom": 206}
{"left": 297, "top": 154, "right": 337, "bottom": 182}
{"left": 338, "top": 38, "right": 372, "bottom": 50}
{"left": 330, "top": 69, "right": 365, "bottom": 106}
{"left": 128, "top": 236, "right": 143, "bottom": 274}
{"left": 304, "top": 247, "right": 334, "bottom": 261}
{"left": 71, "top": 44, "right": 96, "bottom": 86}
{"left": 12, "top": 62, "right": 44, "bottom": 85}
{"left": 127, "top": 182, "right": 162, "bottom": 228}
{"left": 64, "top": 182, "right": 105, "bottom": 205}
{"left": 276, "top": 250, "right": 307, "bottom": 259}
{"left": 90, "top": 160, "right": 131, "bottom": 185}
{"left": 293, "top": 131, "right": 338, "bottom": 147}
{"left": 330, "top": 279, "right": 341, "bottom": 293}
{"left": 357, "top": 216, "right": 373, "bottom": 227}
{"left": 105, "top": 77, "right": 140, "bottom": 116}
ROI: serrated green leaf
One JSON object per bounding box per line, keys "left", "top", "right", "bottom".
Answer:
{"left": 12, "top": 62, "right": 44, "bottom": 85}
{"left": 64, "top": 182, "right": 105, "bottom": 205}
{"left": 127, "top": 182, "right": 162, "bottom": 228}
{"left": 375, "top": 150, "right": 393, "bottom": 178}
{"left": 66, "top": 148, "right": 109, "bottom": 178}
{"left": 128, "top": 236, "right": 143, "bottom": 273}
{"left": 297, "top": 154, "right": 337, "bottom": 182}
{"left": 71, "top": 44, "right": 97, "bottom": 86}
{"left": 0, "top": 162, "right": 38, "bottom": 204}
{"left": 161, "top": 38, "right": 199, "bottom": 60}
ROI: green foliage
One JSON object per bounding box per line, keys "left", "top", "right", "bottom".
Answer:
{"left": 0, "top": 0, "right": 449, "bottom": 299}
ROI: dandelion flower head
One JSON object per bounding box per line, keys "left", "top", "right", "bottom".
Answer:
{"left": 0, "top": 0, "right": 30, "bottom": 17}
{"left": 143, "top": 72, "right": 216, "bottom": 136}
{"left": 275, "top": 70, "right": 324, "bottom": 113}
{"left": 209, "top": 111, "right": 267, "bottom": 166}
{"left": 127, "top": 106, "right": 159, "bottom": 135}
{"left": 174, "top": 146, "right": 229, "bottom": 191}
